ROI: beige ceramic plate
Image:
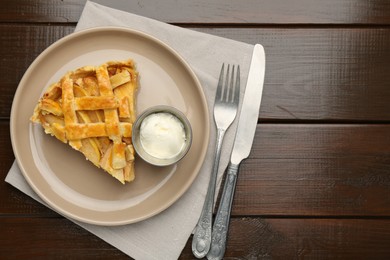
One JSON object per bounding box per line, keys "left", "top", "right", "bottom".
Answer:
{"left": 10, "top": 27, "right": 210, "bottom": 226}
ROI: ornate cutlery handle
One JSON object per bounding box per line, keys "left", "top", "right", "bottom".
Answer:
{"left": 192, "top": 128, "right": 226, "bottom": 258}
{"left": 207, "top": 162, "right": 239, "bottom": 260}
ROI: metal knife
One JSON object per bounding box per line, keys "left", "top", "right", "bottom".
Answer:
{"left": 207, "top": 44, "right": 266, "bottom": 260}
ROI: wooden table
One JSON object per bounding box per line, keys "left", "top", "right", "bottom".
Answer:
{"left": 1, "top": 1, "right": 390, "bottom": 259}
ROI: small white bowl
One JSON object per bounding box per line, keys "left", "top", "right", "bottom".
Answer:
{"left": 132, "top": 105, "right": 192, "bottom": 166}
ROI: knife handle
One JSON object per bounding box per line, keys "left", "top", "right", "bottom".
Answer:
{"left": 207, "top": 162, "right": 239, "bottom": 260}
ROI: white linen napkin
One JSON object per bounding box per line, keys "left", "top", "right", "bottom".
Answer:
{"left": 5, "top": 1, "right": 257, "bottom": 259}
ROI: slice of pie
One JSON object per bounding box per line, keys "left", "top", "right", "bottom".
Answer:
{"left": 31, "top": 59, "right": 138, "bottom": 184}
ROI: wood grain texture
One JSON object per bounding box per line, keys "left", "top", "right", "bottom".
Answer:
{"left": 2, "top": 25, "right": 390, "bottom": 121}
{"left": 2, "top": 0, "right": 390, "bottom": 24}
{"left": 236, "top": 125, "right": 390, "bottom": 215}
{"left": 182, "top": 218, "right": 390, "bottom": 259}
{"left": 1, "top": 217, "right": 390, "bottom": 259}
{"left": 194, "top": 27, "right": 390, "bottom": 122}
{"left": 0, "top": 218, "right": 128, "bottom": 259}
{"left": 1, "top": 25, "right": 74, "bottom": 119}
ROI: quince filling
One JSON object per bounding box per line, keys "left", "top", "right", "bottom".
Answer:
{"left": 31, "top": 60, "right": 138, "bottom": 184}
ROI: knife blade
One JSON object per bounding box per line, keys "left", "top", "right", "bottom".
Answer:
{"left": 207, "top": 44, "right": 265, "bottom": 260}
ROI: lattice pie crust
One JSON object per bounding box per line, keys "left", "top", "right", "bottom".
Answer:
{"left": 31, "top": 60, "right": 138, "bottom": 184}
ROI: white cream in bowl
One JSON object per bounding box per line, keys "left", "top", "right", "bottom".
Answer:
{"left": 139, "top": 112, "right": 186, "bottom": 159}
{"left": 132, "top": 106, "right": 192, "bottom": 166}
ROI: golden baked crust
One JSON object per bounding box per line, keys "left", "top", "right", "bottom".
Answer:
{"left": 31, "top": 59, "right": 138, "bottom": 184}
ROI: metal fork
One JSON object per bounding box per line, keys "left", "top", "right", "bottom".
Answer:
{"left": 192, "top": 64, "right": 240, "bottom": 258}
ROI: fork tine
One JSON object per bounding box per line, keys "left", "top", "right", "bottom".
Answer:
{"left": 228, "top": 65, "right": 235, "bottom": 102}
{"left": 233, "top": 65, "right": 240, "bottom": 104}
{"left": 216, "top": 63, "right": 225, "bottom": 102}
{"left": 223, "top": 64, "right": 230, "bottom": 102}
{"left": 216, "top": 63, "right": 240, "bottom": 104}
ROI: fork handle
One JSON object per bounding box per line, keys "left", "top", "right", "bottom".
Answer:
{"left": 207, "top": 162, "right": 240, "bottom": 260}
{"left": 192, "top": 128, "right": 226, "bottom": 258}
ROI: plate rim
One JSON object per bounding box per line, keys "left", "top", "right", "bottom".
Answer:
{"left": 10, "top": 26, "right": 210, "bottom": 225}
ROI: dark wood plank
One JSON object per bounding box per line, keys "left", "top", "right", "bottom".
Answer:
{"left": 1, "top": 25, "right": 75, "bottom": 119}
{"left": 0, "top": 122, "right": 13, "bottom": 176}
{"left": 2, "top": 0, "right": 390, "bottom": 24}
{"left": 193, "top": 27, "right": 390, "bottom": 122}
{"left": 0, "top": 0, "right": 84, "bottom": 23}
{"left": 234, "top": 124, "right": 390, "bottom": 216}
{"left": 0, "top": 217, "right": 129, "bottom": 259}
{"left": 0, "top": 122, "right": 54, "bottom": 216}
{"left": 235, "top": 157, "right": 390, "bottom": 216}
{"left": 3, "top": 122, "right": 390, "bottom": 216}
{"left": 181, "top": 218, "right": 390, "bottom": 259}
{"left": 1, "top": 217, "right": 390, "bottom": 259}
{"left": 2, "top": 25, "right": 390, "bottom": 121}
